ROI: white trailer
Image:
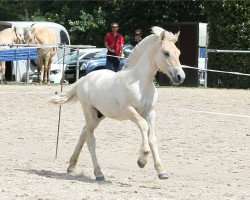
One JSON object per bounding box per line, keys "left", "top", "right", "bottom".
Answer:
{"left": 0, "top": 21, "right": 71, "bottom": 82}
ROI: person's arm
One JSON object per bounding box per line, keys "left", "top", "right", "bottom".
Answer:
{"left": 105, "top": 42, "right": 114, "bottom": 52}
{"left": 120, "top": 35, "right": 125, "bottom": 57}
{"left": 104, "top": 33, "right": 114, "bottom": 52}
{"left": 120, "top": 44, "right": 124, "bottom": 57}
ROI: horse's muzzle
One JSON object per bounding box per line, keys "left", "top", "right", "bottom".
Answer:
{"left": 171, "top": 67, "right": 185, "bottom": 85}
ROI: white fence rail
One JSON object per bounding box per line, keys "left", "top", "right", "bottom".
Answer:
{"left": 1, "top": 44, "right": 249, "bottom": 87}
{"left": 203, "top": 48, "right": 250, "bottom": 87}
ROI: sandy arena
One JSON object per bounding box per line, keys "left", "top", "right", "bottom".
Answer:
{"left": 0, "top": 85, "right": 249, "bottom": 200}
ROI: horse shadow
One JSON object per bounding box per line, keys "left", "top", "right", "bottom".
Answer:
{"left": 16, "top": 169, "right": 112, "bottom": 185}
{"left": 16, "top": 169, "right": 162, "bottom": 190}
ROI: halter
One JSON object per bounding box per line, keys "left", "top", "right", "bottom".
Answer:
{"left": 14, "top": 28, "right": 21, "bottom": 43}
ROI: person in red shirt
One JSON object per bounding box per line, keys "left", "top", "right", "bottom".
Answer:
{"left": 104, "top": 22, "right": 124, "bottom": 72}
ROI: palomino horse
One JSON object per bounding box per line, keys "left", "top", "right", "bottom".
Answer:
{"left": 24, "top": 25, "right": 57, "bottom": 84}
{"left": 49, "top": 26, "right": 185, "bottom": 180}
{"left": 0, "top": 27, "right": 24, "bottom": 83}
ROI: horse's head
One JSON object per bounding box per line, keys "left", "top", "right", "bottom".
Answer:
{"left": 152, "top": 27, "right": 185, "bottom": 85}
{"left": 13, "top": 27, "right": 25, "bottom": 44}
{"left": 23, "top": 24, "right": 36, "bottom": 44}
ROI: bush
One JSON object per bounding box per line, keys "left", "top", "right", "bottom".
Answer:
{"left": 205, "top": 1, "right": 250, "bottom": 89}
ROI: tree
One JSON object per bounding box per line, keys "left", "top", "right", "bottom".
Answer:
{"left": 204, "top": 0, "right": 250, "bottom": 89}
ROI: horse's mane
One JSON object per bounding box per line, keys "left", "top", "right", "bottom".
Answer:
{"left": 123, "top": 26, "right": 178, "bottom": 69}
{"left": 123, "top": 34, "right": 157, "bottom": 69}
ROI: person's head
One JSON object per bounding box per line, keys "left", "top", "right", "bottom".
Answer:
{"left": 111, "top": 22, "right": 119, "bottom": 33}
{"left": 135, "top": 29, "right": 142, "bottom": 39}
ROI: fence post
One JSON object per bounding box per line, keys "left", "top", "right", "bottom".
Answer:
{"left": 204, "top": 47, "right": 208, "bottom": 88}
{"left": 76, "top": 48, "right": 80, "bottom": 81}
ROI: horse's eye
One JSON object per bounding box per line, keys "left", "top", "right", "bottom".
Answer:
{"left": 164, "top": 52, "right": 170, "bottom": 57}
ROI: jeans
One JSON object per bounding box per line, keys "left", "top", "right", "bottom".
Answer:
{"left": 106, "top": 59, "right": 120, "bottom": 72}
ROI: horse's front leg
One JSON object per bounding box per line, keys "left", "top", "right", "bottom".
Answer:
{"left": 125, "top": 106, "right": 150, "bottom": 168}
{"left": 37, "top": 58, "right": 43, "bottom": 84}
{"left": 44, "top": 57, "right": 52, "bottom": 84}
{"left": 147, "top": 110, "right": 169, "bottom": 179}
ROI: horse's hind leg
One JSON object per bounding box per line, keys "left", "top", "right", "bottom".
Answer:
{"left": 0, "top": 62, "right": 3, "bottom": 84}
{"left": 0, "top": 62, "right": 7, "bottom": 84}
{"left": 67, "top": 126, "right": 87, "bottom": 174}
{"left": 85, "top": 107, "right": 105, "bottom": 180}
{"left": 67, "top": 105, "right": 105, "bottom": 180}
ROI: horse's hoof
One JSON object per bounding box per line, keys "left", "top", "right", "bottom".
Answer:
{"left": 96, "top": 176, "right": 105, "bottom": 181}
{"left": 67, "top": 167, "right": 74, "bottom": 174}
{"left": 137, "top": 159, "right": 146, "bottom": 168}
{"left": 158, "top": 173, "right": 170, "bottom": 179}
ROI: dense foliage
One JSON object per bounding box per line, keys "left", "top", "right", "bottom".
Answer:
{"left": 0, "top": 0, "right": 249, "bottom": 88}
{"left": 0, "top": 0, "right": 207, "bottom": 45}
{"left": 205, "top": 1, "right": 250, "bottom": 89}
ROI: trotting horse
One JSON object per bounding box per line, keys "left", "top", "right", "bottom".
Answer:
{"left": 23, "top": 24, "right": 57, "bottom": 84}
{"left": 48, "top": 26, "right": 185, "bottom": 180}
{"left": 0, "top": 27, "right": 24, "bottom": 83}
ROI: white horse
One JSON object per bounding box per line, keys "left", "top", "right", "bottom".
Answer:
{"left": 48, "top": 26, "right": 185, "bottom": 180}
{"left": 0, "top": 27, "right": 24, "bottom": 83}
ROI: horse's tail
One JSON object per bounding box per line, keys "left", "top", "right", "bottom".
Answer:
{"left": 48, "top": 80, "right": 81, "bottom": 105}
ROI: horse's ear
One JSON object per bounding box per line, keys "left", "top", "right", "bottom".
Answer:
{"left": 160, "top": 30, "right": 166, "bottom": 41}
{"left": 30, "top": 23, "right": 36, "bottom": 34}
{"left": 171, "top": 31, "right": 180, "bottom": 43}
{"left": 174, "top": 31, "right": 180, "bottom": 43}
{"left": 175, "top": 31, "right": 180, "bottom": 38}
{"left": 13, "top": 26, "right": 17, "bottom": 31}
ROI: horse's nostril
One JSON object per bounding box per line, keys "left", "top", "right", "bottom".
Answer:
{"left": 177, "top": 74, "right": 181, "bottom": 81}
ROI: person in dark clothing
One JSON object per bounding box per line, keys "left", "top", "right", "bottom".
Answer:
{"left": 131, "top": 29, "right": 142, "bottom": 48}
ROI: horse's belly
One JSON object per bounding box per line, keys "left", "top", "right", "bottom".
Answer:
{"left": 91, "top": 94, "right": 124, "bottom": 119}
{"left": 77, "top": 72, "right": 123, "bottom": 118}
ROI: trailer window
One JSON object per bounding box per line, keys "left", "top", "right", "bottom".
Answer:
{"left": 60, "top": 30, "right": 69, "bottom": 45}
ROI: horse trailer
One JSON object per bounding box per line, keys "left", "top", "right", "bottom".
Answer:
{"left": 0, "top": 21, "right": 71, "bottom": 82}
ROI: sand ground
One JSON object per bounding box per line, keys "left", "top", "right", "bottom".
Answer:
{"left": 0, "top": 85, "right": 249, "bottom": 200}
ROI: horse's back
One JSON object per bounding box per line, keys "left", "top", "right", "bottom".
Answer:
{"left": 79, "top": 69, "right": 116, "bottom": 94}
{"left": 35, "top": 28, "right": 57, "bottom": 44}
{"left": 0, "top": 28, "right": 14, "bottom": 44}
{"left": 35, "top": 28, "right": 57, "bottom": 58}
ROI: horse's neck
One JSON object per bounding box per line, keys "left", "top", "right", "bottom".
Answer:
{"left": 124, "top": 42, "right": 158, "bottom": 86}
